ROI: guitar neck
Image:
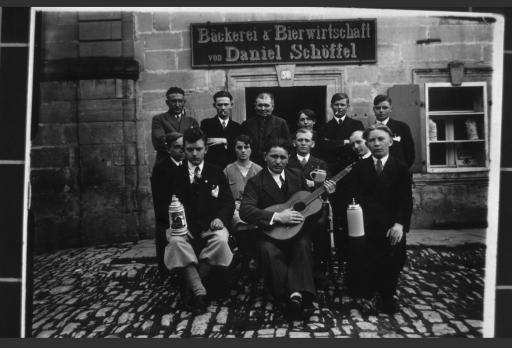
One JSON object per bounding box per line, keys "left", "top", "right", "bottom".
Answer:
{"left": 303, "top": 163, "right": 355, "bottom": 206}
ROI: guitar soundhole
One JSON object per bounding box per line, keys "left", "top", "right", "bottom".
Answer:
{"left": 293, "top": 202, "right": 306, "bottom": 211}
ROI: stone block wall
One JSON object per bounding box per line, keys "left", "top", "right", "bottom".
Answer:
{"left": 31, "top": 11, "right": 141, "bottom": 252}
{"left": 32, "top": 9, "right": 495, "bottom": 251}
{"left": 133, "top": 10, "right": 493, "bottom": 230}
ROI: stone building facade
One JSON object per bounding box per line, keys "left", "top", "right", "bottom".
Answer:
{"left": 30, "top": 9, "right": 498, "bottom": 252}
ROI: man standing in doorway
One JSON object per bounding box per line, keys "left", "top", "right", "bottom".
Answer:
{"left": 241, "top": 92, "right": 291, "bottom": 167}
{"left": 200, "top": 90, "right": 242, "bottom": 169}
{"left": 372, "top": 94, "right": 415, "bottom": 168}
{"left": 152, "top": 87, "right": 199, "bottom": 163}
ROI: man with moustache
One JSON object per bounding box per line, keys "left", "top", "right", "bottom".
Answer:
{"left": 241, "top": 92, "right": 291, "bottom": 167}
{"left": 200, "top": 90, "right": 242, "bottom": 169}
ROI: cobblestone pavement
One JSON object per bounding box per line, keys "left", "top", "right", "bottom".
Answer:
{"left": 30, "top": 243, "right": 484, "bottom": 338}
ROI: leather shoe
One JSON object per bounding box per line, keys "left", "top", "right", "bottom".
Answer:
{"left": 286, "top": 295, "right": 303, "bottom": 320}
{"left": 191, "top": 295, "right": 208, "bottom": 315}
{"left": 376, "top": 296, "right": 399, "bottom": 315}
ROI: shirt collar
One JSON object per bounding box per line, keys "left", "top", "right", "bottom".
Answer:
{"left": 334, "top": 114, "right": 346, "bottom": 123}
{"left": 267, "top": 167, "right": 285, "bottom": 184}
{"left": 376, "top": 117, "right": 389, "bottom": 125}
{"left": 188, "top": 161, "right": 204, "bottom": 174}
{"left": 170, "top": 157, "right": 182, "bottom": 166}
{"left": 218, "top": 116, "right": 229, "bottom": 126}
{"left": 372, "top": 154, "right": 389, "bottom": 167}
{"left": 361, "top": 152, "right": 372, "bottom": 159}
{"left": 171, "top": 110, "right": 184, "bottom": 119}
{"left": 296, "top": 153, "right": 310, "bottom": 162}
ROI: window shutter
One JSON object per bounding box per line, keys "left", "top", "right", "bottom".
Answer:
{"left": 388, "top": 84, "right": 422, "bottom": 173}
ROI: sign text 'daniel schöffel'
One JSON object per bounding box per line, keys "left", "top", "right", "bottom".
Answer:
{"left": 191, "top": 20, "right": 376, "bottom": 68}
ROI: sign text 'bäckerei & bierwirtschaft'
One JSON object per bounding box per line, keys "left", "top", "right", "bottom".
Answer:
{"left": 191, "top": 20, "right": 376, "bottom": 68}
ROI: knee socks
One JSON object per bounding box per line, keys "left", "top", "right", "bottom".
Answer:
{"left": 183, "top": 264, "right": 206, "bottom": 296}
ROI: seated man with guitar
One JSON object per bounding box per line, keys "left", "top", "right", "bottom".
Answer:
{"left": 239, "top": 138, "right": 339, "bottom": 320}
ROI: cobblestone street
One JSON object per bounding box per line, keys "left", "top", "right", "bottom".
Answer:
{"left": 30, "top": 232, "right": 485, "bottom": 338}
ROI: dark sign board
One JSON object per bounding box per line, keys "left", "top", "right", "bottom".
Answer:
{"left": 191, "top": 19, "right": 376, "bottom": 68}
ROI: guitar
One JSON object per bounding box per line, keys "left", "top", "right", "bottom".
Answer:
{"left": 263, "top": 163, "right": 355, "bottom": 240}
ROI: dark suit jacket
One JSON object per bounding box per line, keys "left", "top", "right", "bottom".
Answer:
{"left": 200, "top": 116, "right": 242, "bottom": 169}
{"left": 287, "top": 153, "right": 328, "bottom": 192}
{"left": 241, "top": 115, "right": 291, "bottom": 166}
{"left": 349, "top": 156, "right": 413, "bottom": 240}
{"left": 318, "top": 116, "right": 364, "bottom": 173}
{"left": 385, "top": 118, "right": 415, "bottom": 168}
{"left": 151, "top": 111, "right": 199, "bottom": 156}
{"left": 240, "top": 168, "right": 307, "bottom": 230}
{"left": 173, "top": 162, "right": 235, "bottom": 236}
{"left": 150, "top": 156, "right": 181, "bottom": 228}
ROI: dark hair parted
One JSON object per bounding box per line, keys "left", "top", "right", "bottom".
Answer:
{"left": 331, "top": 92, "right": 350, "bottom": 105}
{"left": 263, "top": 137, "right": 292, "bottom": 155}
{"left": 297, "top": 108, "right": 317, "bottom": 122}
{"left": 363, "top": 124, "right": 394, "bottom": 140}
{"left": 166, "top": 86, "right": 185, "bottom": 97}
{"left": 234, "top": 134, "right": 252, "bottom": 146}
{"left": 213, "top": 90, "right": 233, "bottom": 102}
{"left": 373, "top": 94, "right": 392, "bottom": 106}
{"left": 164, "top": 132, "right": 183, "bottom": 147}
{"left": 183, "top": 127, "right": 206, "bottom": 145}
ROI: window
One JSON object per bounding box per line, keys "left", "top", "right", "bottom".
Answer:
{"left": 425, "top": 82, "right": 489, "bottom": 172}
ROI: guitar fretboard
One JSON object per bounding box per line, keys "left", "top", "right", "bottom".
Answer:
{"left": 302, "top": 162, "right": 355, "bottom": 206}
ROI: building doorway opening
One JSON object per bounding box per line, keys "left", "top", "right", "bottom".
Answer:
{"left": 245, "top": 86, "right": 327, "bottom": 134}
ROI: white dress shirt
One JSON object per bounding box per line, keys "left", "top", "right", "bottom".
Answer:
{"left": 188, "top": 161, "right": 205, "bottom": 183}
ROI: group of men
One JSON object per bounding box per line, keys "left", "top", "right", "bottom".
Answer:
{"left": 150, "top": 86, "right": 414, "bottom": 319}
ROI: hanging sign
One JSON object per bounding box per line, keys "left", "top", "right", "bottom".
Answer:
{"left": 191, "top": 19, "right": 376, "bottom": 68}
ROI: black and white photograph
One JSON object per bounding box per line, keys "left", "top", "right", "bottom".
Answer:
{"left": 17, "top": 6, "right": 505, "bottom": 338}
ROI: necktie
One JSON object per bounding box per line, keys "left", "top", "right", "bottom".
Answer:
{"left": 222, "top": 120, "right": 227, "bottom": 129}
{"left": 300, "top": 157, "right": 307, "bottom": 167}
{"left": 279, "top": 175, "right": 285, "bottom": 188}
{"left": 375, "top": 159, "right": 383, "bottom": 175}
{"left": 193, "top": 166, "right": 201, "bottom": 183}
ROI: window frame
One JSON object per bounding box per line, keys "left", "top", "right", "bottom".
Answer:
{"left": 425, "top": 81, "right": 489, "bottom": 173}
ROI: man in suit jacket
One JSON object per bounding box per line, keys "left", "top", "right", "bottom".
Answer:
{"left": 150, "top": 132, "right": 185, "bottom": 276}
{"left": 318, "top": 93, "right": 364, "bottom": 263}
{"left": 372, "top": 94, "right": 415, "bottom": 168}
{"left": 200, "top": 90, "right": 242, "bottom": 169}
{"left": 240, "top": 138, "right": 336, "bottom": 320}
{"left": 318, "top": 93, "right": 365, "bottom": 174}
{"left": 288, "top": 128, "right": 331, "bottom": 287}
{"left": 241, "top": 92, "right": 291, "bottom": 167}
{"left": 165, "top": 128, "right": 235, "bottom": 315}
{"left": 152, "top": 86, "right": 199, "bottom": 163}
{"left": 288, "top": 128, "right": 329, "bottom": 191}
{"left": 349, "top": 124, "right": 413, "bottom": 314}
